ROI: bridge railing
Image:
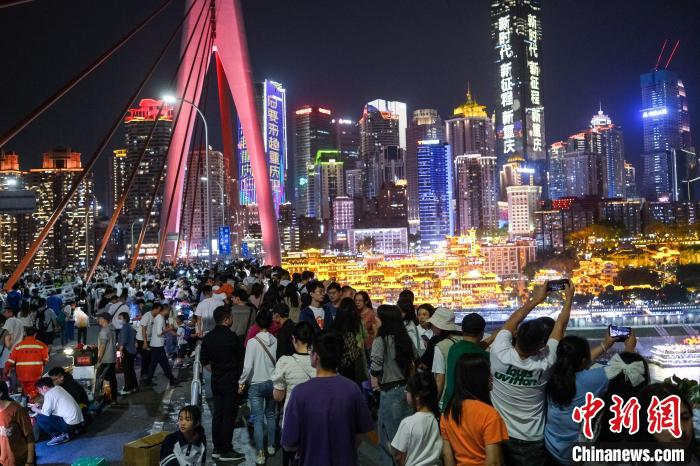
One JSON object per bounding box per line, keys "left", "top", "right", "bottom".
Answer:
{"left": 190, "top": 341, "right": 203, "bottom": 405}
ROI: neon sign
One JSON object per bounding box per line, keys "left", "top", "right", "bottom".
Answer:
{"left": 642, "top": 108, "right": 668, "bottom": 118}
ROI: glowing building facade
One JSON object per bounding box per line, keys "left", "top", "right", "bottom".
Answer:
{"left": 238, "top": 80, "right": 287, "bottom": 213}
{"left": 294, "top": 106, "right": 334, "bottom": 217}
{"left": 27, "top": 148, "right": 95, "bottom": 268}
{"left": 491, "top": 0, "right": 546, "bottom": 182}
{"left": 417, "top": 141, "right": 452, "bottom": 247}
{"left": 0, "top": 152, "right": 32, "bottom": 271}
{"left": 359, "top": 102, "right": 401, "bottom": 199}
{"left": 406, "top": 109, "right": 444, "bottom": 225}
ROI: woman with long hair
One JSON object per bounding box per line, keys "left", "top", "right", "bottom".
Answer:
{"left": 370, "top": 304, "right": 416, "bottom": 466}
{"left": 441, "top": 354, "right": 508, "bottom": 466}
{"left": 354, "top": 291, "right": 376, "bottom": 351}
{"left": 391, "top": 372, "right": 443, "bottom": 466}
{"left": 0, "top": 379, "right": 36, "bottom": 466}
{"left": 331, "top": 298, "right": 368, "bottom": 384}
{"left": 544, "top": 334, "right": 616, "bottom": 465}
{"left": 283, "top": 283, "right": 301, "bottom": 322}
{"left": 398, "top": 297, "right": 421, "bottom": 355}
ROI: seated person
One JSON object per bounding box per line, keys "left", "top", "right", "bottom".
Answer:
{"left": 160, "top": 405, "right": 206, "bottom": 465}
{"left": 29, "top": 377, "right": 84, "bottom": 446}
{"left": 48, "top": 366, "right": 90, "bottom": 418}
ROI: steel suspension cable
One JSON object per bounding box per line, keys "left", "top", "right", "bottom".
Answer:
{"left": 2, "top": 0, "right": 197, "bottom": 291}
{"left": 175, "top": 47, "right": 214, "bottom": 263}
{"left": 0, "top": 0, "right": 173, "bottom": 148}
{"left": 155, "top": 19, "right": 213, "bottom": 266}
{"left": 85, "top": 0, "right": 210, "bottom": 282}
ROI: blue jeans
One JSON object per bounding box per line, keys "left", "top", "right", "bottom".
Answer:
{"left": 378, "top": 384, "right": 413, "bottom": 466}
{"left": 37, "top": 414, "right": 78, "bottom": 437}
{"left": 248, "top": 380, "right": 276, "bottom": 451}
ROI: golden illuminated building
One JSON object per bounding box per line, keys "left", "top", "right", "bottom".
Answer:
{"left": 0, "top": 152, "right": 32, "bottom": 272}
{"left": 572, "top": 258, "right": 618, "bottom": 295}
{"left": 27, "top": 147, "right": 95, "bottom": 269}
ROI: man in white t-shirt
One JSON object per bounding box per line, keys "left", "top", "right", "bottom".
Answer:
{"left": 2, "top": 307, "right": 24, "bottom": 348}
{"left": 144, "top": 304, "right": 178, "bottom": 386}
{"left": 195, "top": 285, "right": 220, "bottom": 336}
{"left": 31, "top": 376, "right": 84, "bottom": 445}
{"left": 489, "top": 280, "right": 573, "bottom": 466}
{"left": 137, "top": 303, "right": 159, "bottom": 380}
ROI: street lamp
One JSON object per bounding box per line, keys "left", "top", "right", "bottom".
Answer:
{"left": 131, "top": 218, "right": 144, "bottom": 258}
{"left": 682, "top": 176, "right": 700, "bottom": 201}
{"left": 201, "top": 176, "right": 226, "bottom": 226}
{"left": 162, "top": 94, "right": 213, "bottom": 264}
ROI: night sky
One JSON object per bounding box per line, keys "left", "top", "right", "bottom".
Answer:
{"left": 1, "top": 0, "right": 699, "bottom": 206}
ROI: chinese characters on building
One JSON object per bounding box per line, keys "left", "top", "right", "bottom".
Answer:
{"left": 498, "top": 15, "right": 516, "bottom": 157}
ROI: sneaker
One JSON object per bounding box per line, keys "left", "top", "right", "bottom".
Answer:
{"left": 47, "top": 433, "right": 70, "bottom": 446}
{"left": 256, "top": 450, "right": 266, "bottom": 464}
{"left": 211, "top": 450, "right": 221, "bottom": 459}
{"left": 267, "top": 446, "right": 276, "bottom": 456}
{"left": 118, "top": 388, "right": 135, "bottom": 396}
{"left": 219, "top": 450, "right": 246, "bottom": 461}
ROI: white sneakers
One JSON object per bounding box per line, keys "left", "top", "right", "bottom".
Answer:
{"left": 256, "top": 450, "right": 266, "bottom": 464}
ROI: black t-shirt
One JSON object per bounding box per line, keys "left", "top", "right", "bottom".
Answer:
{"left": 275, "top": 319, "right": 295, "bottom": 360}
{"left": 200, "top": 325, "right": 244, "bottom": 394}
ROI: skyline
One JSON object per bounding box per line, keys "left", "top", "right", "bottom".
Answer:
{"left": 0, "top": 0, "right": 699, "bottom": 209}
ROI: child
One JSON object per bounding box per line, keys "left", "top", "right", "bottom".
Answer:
{"left": 160, "top": 405, "right": 206, "bottom": 466}
{"left": 391, "top": 371, "right": 443, "bottom": 466}
{"left": 174, "top": 315, "right": 188, "bottom": 368}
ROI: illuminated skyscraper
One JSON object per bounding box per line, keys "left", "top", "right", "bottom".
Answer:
{"left": 333, "top": 118, "right": 360, "bottom": 161}
{"left": 332, "top": 196, "right": 354, "bottom": 248}
{"left": 0, "top": 152, "right": 32, "bottom": 271}
{"left": 122, "top": 99, "right": 174, "bottom": 247}
{"left": 238, "top": 80, "right": 287, "bottom": 213}
{"left": 641, "top": 69, "right": 694, "bottom": 200}
{"left": 359, "top": 101, "right": 401, "bottom": 199}
{"left": 417, "top": 140, "right": 452, "bottom": 248}
{"left": 278, "top": 202, "right": 299, "bottom": 252}
{"left": 491, "top": 0, "right": 546, "bottom": 181}
{"left": 547, "top": 141, "right": 566, "bottom": 199}
{"left": 446, "top": 90, "right": 497, "bottom": 233}
{"left": 293, "top": 106, "right": 334, "bottom": 217}
{"left": 318, "top": 156, "right": 344, "bottom": 223}
{"left": 27, "top": 147, "right": 95, "bottom": 268}
{"left": 624, "top": 162, "right": 638, "bottom": 198}
{"left": 507, "top": 185, "right": 540, "bottom": 238}
{"left": 590, "top": 108, "right": 626, "bottom": 198}
{"left": 108, "top": 149, "right": 127, "bottom": 215}
{"left": 406, "top": 109, "right": 444, "bottom": 224}
{"left": 181, "top": 149, "right": 226, "bottom": 256}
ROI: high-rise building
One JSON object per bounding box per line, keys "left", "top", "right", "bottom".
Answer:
{"left": 318, "top": 157, "right": 344, "bottom": 224}
{"left": 294, "top": 106, "right": 334, "bottom": 217}
{"left": 624, "top": 161, "right": 638, "bottom": 198}
{"left": 534, "top": 210, "right": 564, "bottom": 253}
{"left": 332, "top": 196, "right": 354, "bottom": 248}
{"left": 547, "top": 141, "right": 567, "bottom": 200}
{"left": 181, "top": 149, "right": 226, "bottom": 256}
{"left": 377, "top": 146, "right": 405, "bottom": 188}
{"left": 405, "top": 109, "right": 444, "bottom": 224}
{"left": 345, "top": 168, "right": 363, "bottom": 198}
{"left": 347, "top": 227, "right": 408, "bottom": 255}
{"left": 278, "top": 202, "right": 299, "bottom": 252}
{"left": 122, "top": 99, "right": 174, "bottom": 247}
{"left": 641, "top": 69, "right": 693, "bottom": 199}
{"left": 445, "top": 90, "right": 497, "bottom": 233}
{"left": 377, "top": 181, "right": 408, "bottom": 228}
{"left": 599, "top": 198, "right": 644, "bottom": 235}
{"left": 453, "top": 154, "right": 498, "bottom": 233}
{"left": 491, "top": 0, "right": 546, "bottom": 178}
{"left": 563, "top": 149, "right": 605, "bottom": 198}
{"left": 590, "top": 108, "right": 626, "bottom": 198}
{"left": 238, "top": 80, "right": 287, "bottom": 212}
{"left": 27, "top": 147, "right": 95, "bottom": 268}
{"left": 108, "top": 149, "right": 127, "bottom": 215}
{"left": 643, "top": 148, "right": 699, "bottom": 201}
{"left": 366, "top": 99, "right": 407, "bottom": 149}
{"left": 333, "top": 118, "right": 360, "bottom": 161}
{"left": 417, "top": 140, "right": 451, "bottom": 248}
{"left": 507, "top": 185, "right": 541, "bottom": 238}
{"left": 0, "top": 152, "right": 32, "bottom": 272}
{"left": 359, "top": 102, "right": 401, "bottom": 199}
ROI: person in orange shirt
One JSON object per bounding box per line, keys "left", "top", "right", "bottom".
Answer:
{"left": 4, "top": 327, "right": 49, "bottom": 398}
{"left": 440, "top": 353, "right": 509, "bottom": 466}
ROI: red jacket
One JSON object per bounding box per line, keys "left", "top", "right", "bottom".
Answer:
{"left": 5, "top": 336, "right": 49, "bottom": 381}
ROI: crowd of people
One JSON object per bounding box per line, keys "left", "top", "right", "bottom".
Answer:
{"left": 0, "top": 262, "right": 698, "bottom": 466}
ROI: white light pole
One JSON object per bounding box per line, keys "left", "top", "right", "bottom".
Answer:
{"left": 682, "top": 176, "right": 700, "bottom": 201}
{"left": 201, "top": 176, "right": 226, "bottom": 226}
{"left": 131, "top": 218, "right": 144, "bottom": 258}
{"left": 163, "top": 94, "right": 212, "bottom": 264}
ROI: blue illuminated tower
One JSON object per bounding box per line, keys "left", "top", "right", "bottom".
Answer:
{"left": 417, "top": 140, "right": 452, "bottom": 248}
{"left": 641, "top": 69, "right": 694, "bottom": 200}
{"left": 237, "top": 80, "right": 287, "bottom": 214}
